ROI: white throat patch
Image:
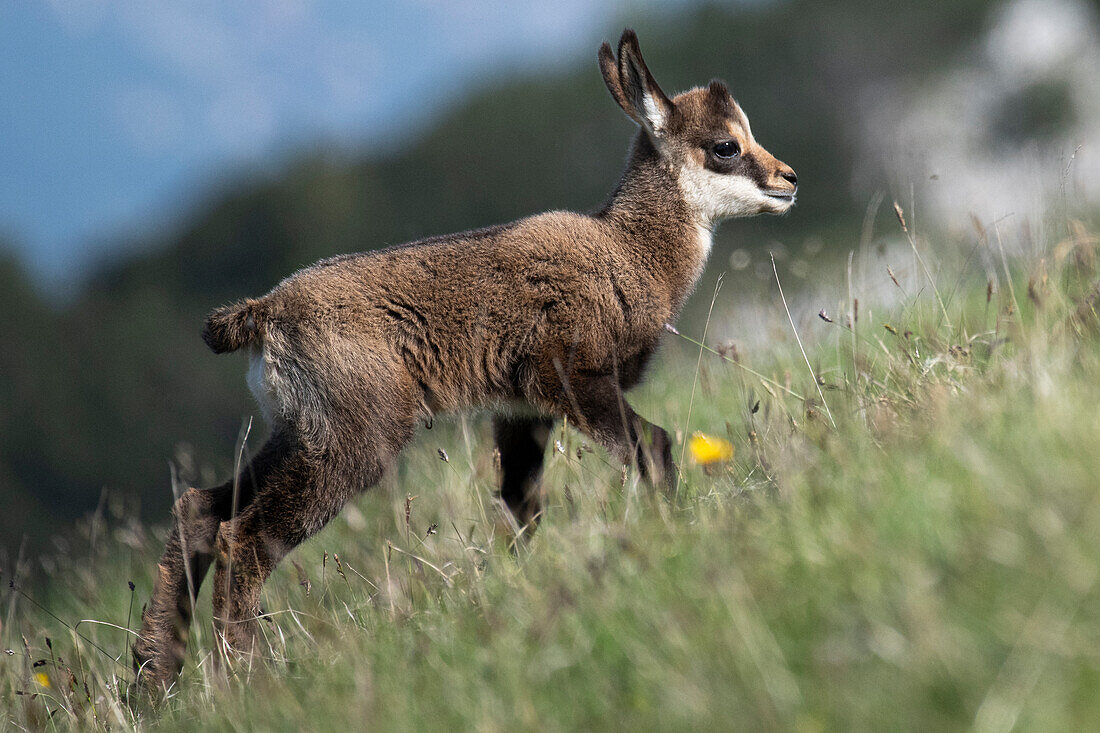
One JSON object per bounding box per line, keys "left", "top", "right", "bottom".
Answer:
{"left": 689, "top": 222, "right": 715, "bottom": 281}
{"left": 695, "top": 222, "right": 714, "bottom": 258}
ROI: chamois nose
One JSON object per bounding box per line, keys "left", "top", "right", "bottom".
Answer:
{"left": 781, "top": 169, "right": 798, "bottom": 186}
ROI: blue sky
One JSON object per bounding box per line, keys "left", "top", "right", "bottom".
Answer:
{"left": 0, "top": 0, "right": 700, "bottom": 285}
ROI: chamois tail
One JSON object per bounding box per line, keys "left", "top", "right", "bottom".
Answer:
{"left": 202, "top": 299, "right": 266, "bottom": 354}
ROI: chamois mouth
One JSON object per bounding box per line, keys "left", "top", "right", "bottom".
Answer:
{"left": 764, "top": 190, "right": 796, "bottom": 202}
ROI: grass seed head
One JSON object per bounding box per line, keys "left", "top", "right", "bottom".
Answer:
{"left": 893, "top": 200, "right": 908, "bottom": 232}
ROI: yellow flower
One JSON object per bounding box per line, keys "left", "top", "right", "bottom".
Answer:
{"left": 688, "top": 432, "right": 734, "bottom": 465}
{"left": 34, "top": 672, "right": 50, "bottom": 688}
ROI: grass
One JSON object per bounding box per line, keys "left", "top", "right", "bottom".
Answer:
{"left": 3, "top": 213, "right": 1100, "bottom": 731}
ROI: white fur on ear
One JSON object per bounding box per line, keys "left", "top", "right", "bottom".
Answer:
{"left": 641, "top": 94, "right": 670, "bottom": 136}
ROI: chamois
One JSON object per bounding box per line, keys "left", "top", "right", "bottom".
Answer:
{"left": 134, "top": 29, "right": 797, "bottom": 690}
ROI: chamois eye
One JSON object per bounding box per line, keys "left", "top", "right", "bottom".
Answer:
{"left": 712, "top": 141, "right": 739, "bottom": 159}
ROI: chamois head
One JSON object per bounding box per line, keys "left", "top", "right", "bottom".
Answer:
{"left": 599, "top": 29, "right": 797, "bottom": 226}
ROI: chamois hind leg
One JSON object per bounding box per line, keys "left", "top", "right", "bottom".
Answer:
{"left": 493, "top": 416, "right": 554, "bottom": 529}
{"left": 210, "top": 422, "right": 412, "bottom": 663}
{"left": 133, "top": 445, "right": 273, "bottom": 691}
{"left": 558, "top": 373, "right": 675, "bottom": 489}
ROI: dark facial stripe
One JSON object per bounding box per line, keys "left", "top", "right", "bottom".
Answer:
{"left": 703, "top": 148, "right": 769, "bottom": 188}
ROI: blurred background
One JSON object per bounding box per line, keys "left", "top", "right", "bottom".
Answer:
{"left": 1, "top": 0, "right": 1097, "bottom": 555}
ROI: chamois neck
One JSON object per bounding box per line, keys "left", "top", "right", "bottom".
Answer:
{"left": 598, "top": 133, "right": 693, "bottom": 232}
{"left": 596, "top": 132, "right": 711, "bottom": 300}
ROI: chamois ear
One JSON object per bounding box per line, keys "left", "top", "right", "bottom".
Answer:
{"left": 598, "top": 41, "right": 631, "bottom": 118}
{"left": 706, "top": 79, "right": 735, "bottom": 116}
{"left": 599, "top": 29, "right": 675, "bottom": 139}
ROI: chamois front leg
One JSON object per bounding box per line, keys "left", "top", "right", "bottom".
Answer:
{"left": 559, "top": 374, "right": 675, "bottom": 489}
{"left": 493, "top": 416, "right": 554, "bottom": 528}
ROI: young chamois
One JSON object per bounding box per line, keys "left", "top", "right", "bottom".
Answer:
{"left": 133, "top": 29, "right": 797, "bottom": 690}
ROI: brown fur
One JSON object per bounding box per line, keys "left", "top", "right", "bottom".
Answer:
{"left": 133, "top": 29, "right": 796, "bottom": 691}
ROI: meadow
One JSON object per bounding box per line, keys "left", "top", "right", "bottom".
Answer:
{"left": 4, "top": 211, "right": 1100, "bottom": 731}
